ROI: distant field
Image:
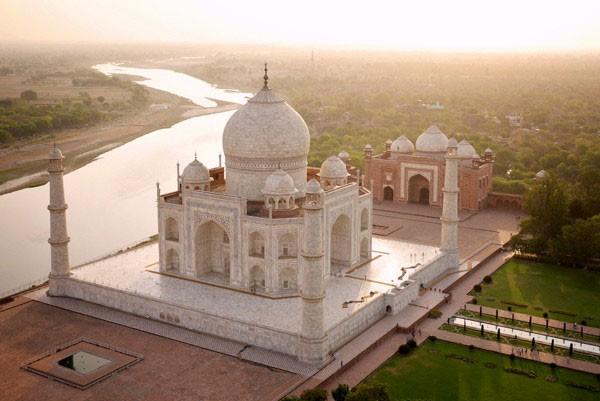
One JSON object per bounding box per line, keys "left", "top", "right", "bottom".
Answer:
{"left": 363, "top": 340, "right": 600, "bottom": 401}
{"left": 0, "top": 75, "right": 131, "bottom": 104}
{"left": 471, "top": 259, "right": 600, "bottom": 327}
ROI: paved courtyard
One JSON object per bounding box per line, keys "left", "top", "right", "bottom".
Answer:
{"left": 0, "top": 298, "right": 300, "bottom": 401}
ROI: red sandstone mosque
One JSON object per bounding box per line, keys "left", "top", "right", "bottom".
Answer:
{"left": 363, "top": 125, "right": 494, "bottom": 211}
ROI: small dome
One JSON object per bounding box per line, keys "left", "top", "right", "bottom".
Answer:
{"left": 457, "top": 139, "right": 476, "bottom": 157}
{"left": 262, "top": 169, "right": 297, "bottom": 195}
{"left": 364, "top": 144, "right": 373, "bottom": 150}
{"left": 182, "top": 158, "right": 210, "bottom": 183}
{"left": 416, "top": 125, "right": 449, "bottom": 153}
{"left": 448, "top": 138, "right": 458, "bottom": 148}
{"left": 391, "top": 135, "right": 414, "bottom": 153}
{"left": 535, "top": 169, "right": 547, "bottom": 179}
{"left": 319, "top": 156, "right": 348, "bottom": 179}
{"left": 49, "top": 146, "right": 63, "bottom": 160}
{"left": 338, "top": 150, "right": 350, "bottom": 161}
{"left": 306, "top": 178, "right": 323, "bottom": 193}
{"left": 484, "top": 147, "right": 493, "bottom": 155}
{"left": 472, "top": 152, "right": 480, "bottom": 159}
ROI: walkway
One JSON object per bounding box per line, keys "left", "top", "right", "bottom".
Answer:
{"left": 464, "top": 304, "right": 600, "bottom": 337}
{"left": 435, "top": 330, "right": 600, "bottom": 374}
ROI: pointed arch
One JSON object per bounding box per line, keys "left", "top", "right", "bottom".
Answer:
{"left": 330, "top": 214, "right": 352, "bottom": 269}
{"left": 165, "top": 217, "right": 179, "bottom": 241}
{"left": 195, "top": 220, "right": 230, "bottom": 281}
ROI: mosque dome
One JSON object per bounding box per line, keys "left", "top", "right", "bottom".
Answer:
{"left": 484, "top": 147, "right": 493, "bottom": 155}
{"left": 222, "top": 65, "right": 310, "bottom": 201}
{"left": 391, "top": 135, "right": 414, "bottom": 153}
{"left": 222, "top": 86, "right": 309, "bottom": 161}
{"left": 49, "top": 146, "right": 63, "bottom": 160}
{"left": 182, "top": 158, "right": 210, "bottom": 184}
{"left": 319, "top": 155, "right": 348, "bottom": 180}
{"left": 457, "top": 139, "right": 476, "bottom": 158}
{"left": 338, "top": 150, "right": 350, "bottom": 162}
{"left": 262, "top": 169, "right": 297, "bottom": 195}
{"left": 415, "top": 125, "right": 449, "bottom": 153}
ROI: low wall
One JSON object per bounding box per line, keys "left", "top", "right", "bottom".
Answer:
{"left": 50, "top": 278, "right": 300, "bottom": 357}
{"left": 410, "top": 253, "right": 450, "bottom": 286}
{"left": 327, "top": 295, "right": 386, "bottom": 352}
{"left": 384, "top": 280, "right": 420, "bottom": 314}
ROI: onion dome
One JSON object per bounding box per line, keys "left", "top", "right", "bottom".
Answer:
{"left": 49, "top": 145, "right": 63, "bottom": 160}
{"left": 416, "top": 125, "right": 449, "bottom": 153}
{"left": 262, "top": 169, "right": 297, "bottom": 196}
{"left": 182, "top": 158, "right": 210, "bottom": 184}
{"left": 484, "top": 147, "right": 493, "bottom": 155}
{"left": 457, "top": 139, "right": 476, "bottom": 158}
{"left": 222, "top": 64, "right": 308, "bottom": 161}
{"left": 306, "top": 178, "right": 323, "bottom": 194}
{"left": 338, "top": 150, "right": 350, "bottom": 162}
{"left": 319, "top": 155, "right": 348, "bottom": 180}
{"left": 391, "top": 135, "right": 414, "bottom": 154}
{"left": 447, "top": 138, "right": 458, "bottom": 148}
{"left": 363, "top": 144, "right": 373, "bottom": 151}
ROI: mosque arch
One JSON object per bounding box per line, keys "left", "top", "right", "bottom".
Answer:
{"left": 249, "top": 231, "right": 266, "bottom": 258}
{"left": 360, "top": 208, "right": 369, "bottom": 231}
{"left": 330, "top": 214, "right": 352, "bottom": 269}
{"left": 165, "top": 248, "right": 180, "bottom": 272}
{"left": 250, "top": 265, "right": 266, "bottom": 291}
{"left": 195, "top": 220, "right": 230, "bottom": 281}
{"left": 278, "top": 233, "right": 297, "bottom": 259}
{"left": 383, "top": 186, "right": 394, "bottom": 201}
{"left": 279, "top": 267, "right": 297, "bottom": 290}
{"left": 165, "top": 217, "right": 179, "bottom": 241}
{"left": 408, "top": 174, "right": 430, "bottom": 204}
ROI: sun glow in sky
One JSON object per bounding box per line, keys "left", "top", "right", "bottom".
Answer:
{"left": 1, "top": 0, "right": 600, "bottom": 51}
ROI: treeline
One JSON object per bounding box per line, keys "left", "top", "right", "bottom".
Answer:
{"left": 0, "top": 74, "right": 148, "bottom": 144}
{"left": 187, "top": 53, "right": 600, "bottom": 197}
{"left": 510, "top": 171, "right": 600, "bottom": 267}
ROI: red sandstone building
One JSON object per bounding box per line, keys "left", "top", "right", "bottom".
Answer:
{"left": 363, "top": 125, "right": 494, "bottom": 211}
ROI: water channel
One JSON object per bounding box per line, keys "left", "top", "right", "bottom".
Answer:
{"left": 0, "top": 64, "right": 252, "bottom": 297}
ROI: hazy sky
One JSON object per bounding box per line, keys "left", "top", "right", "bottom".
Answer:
{"left": 1, "top": 0, "right": 600, "bottom": 51}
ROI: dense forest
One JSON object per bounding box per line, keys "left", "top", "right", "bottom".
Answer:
{"left": 182, "top": 52, "right": 600, "bottom": 198}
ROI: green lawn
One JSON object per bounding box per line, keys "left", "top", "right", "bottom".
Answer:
{"left": 362, "top": 340, "right": 600, "bottom": 401}
{"left": 471, "top": 259, "right": 600, "bottom": 327}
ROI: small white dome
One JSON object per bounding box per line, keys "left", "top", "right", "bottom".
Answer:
{"left": 535, "top": 170, "right": 547, "bottom": 179}
{"left": 391, "top": 135, "right": 414, "bottom": 153}
{"left": 49, "top": 146, "right": 63, "bottom": 160}
{"left": 472, "top": 152, "right": 480, "bottom": 159}
{"left": 364, "top": 144, "right": 373, "bottom": 151}
{"left": 338, "top": 150, "right": 350, "bottom": 161}
{"left": 319, "top": 156, "right": 348, "bottom": 179}
{"left": 457, "top": 139, "right": 476, "bottom": 157}
{"left": 484, "top": 147, "right": 493, "bottom": 155}
{"left": 448, "top": 138, "right": 458, "bottom": 148}
{"left": 306, "top": 178, "right": 323, "bottom": 193}
{"left": 182, "top": 158, "right": 210, "bottom": 183}
{"left": 416, "top": 125, "right": 449, "bottom": 153}
{"left": 262, "top": 169, "right": 297, "bottom": 195}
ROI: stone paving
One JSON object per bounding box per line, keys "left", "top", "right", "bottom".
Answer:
{"left": 0, "top": 298, "right": 299, "bottom": 401}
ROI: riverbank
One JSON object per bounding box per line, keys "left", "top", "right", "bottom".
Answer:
{"left": 0, "top": 87, "right": 239, "bottom": 195}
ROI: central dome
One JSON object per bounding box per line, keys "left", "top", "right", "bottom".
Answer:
{"left": 415, "top": 125, "right": 448, "bottom": 153}
{"left": 223, "top": 90, "right": 309, "bottom": 161}
{"left": 222, "top": 68, "right": 310, "bottom": 201}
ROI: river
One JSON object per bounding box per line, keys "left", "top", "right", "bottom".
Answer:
{"left": 0, "top": 64, "right": 252, "bottom": 297}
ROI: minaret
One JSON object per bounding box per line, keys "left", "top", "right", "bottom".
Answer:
{"left": 47, "top": 145, "right": 71, "bottom": 293}
{"left": 441, "top": 138, "right": 459, "bottom": 269}
{"left": 298, "top": 179, "right": 328, "bottom": 364}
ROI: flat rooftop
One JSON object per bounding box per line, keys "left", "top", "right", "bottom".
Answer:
{"left": 69, "top": 239, "right": 407, "bottom": 334}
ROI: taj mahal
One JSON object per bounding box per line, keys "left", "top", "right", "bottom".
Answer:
{"left": 45, "top": 67, "right": 462, "bottom": 365}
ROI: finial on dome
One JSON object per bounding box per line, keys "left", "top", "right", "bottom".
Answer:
{"left": 194, "top": 152, "right": 197, "bottom": 161}
{"left": 263, "top": 62, "right": 269, "bottom": 89}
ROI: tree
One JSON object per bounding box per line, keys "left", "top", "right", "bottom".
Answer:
{"left": 346, "top": 384, "right": 390, "bottom": 401}
{"left": 20, "top": 90, "right": 38, "bottom": 101}
{"left": 520, "top": 174, "right": 569, "bottom": 253}
{"left": 332, "top": 384, "right": 350, "bottom": 401}
{"left": 551, "top": 217, "right": 600, "bottom": 266}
